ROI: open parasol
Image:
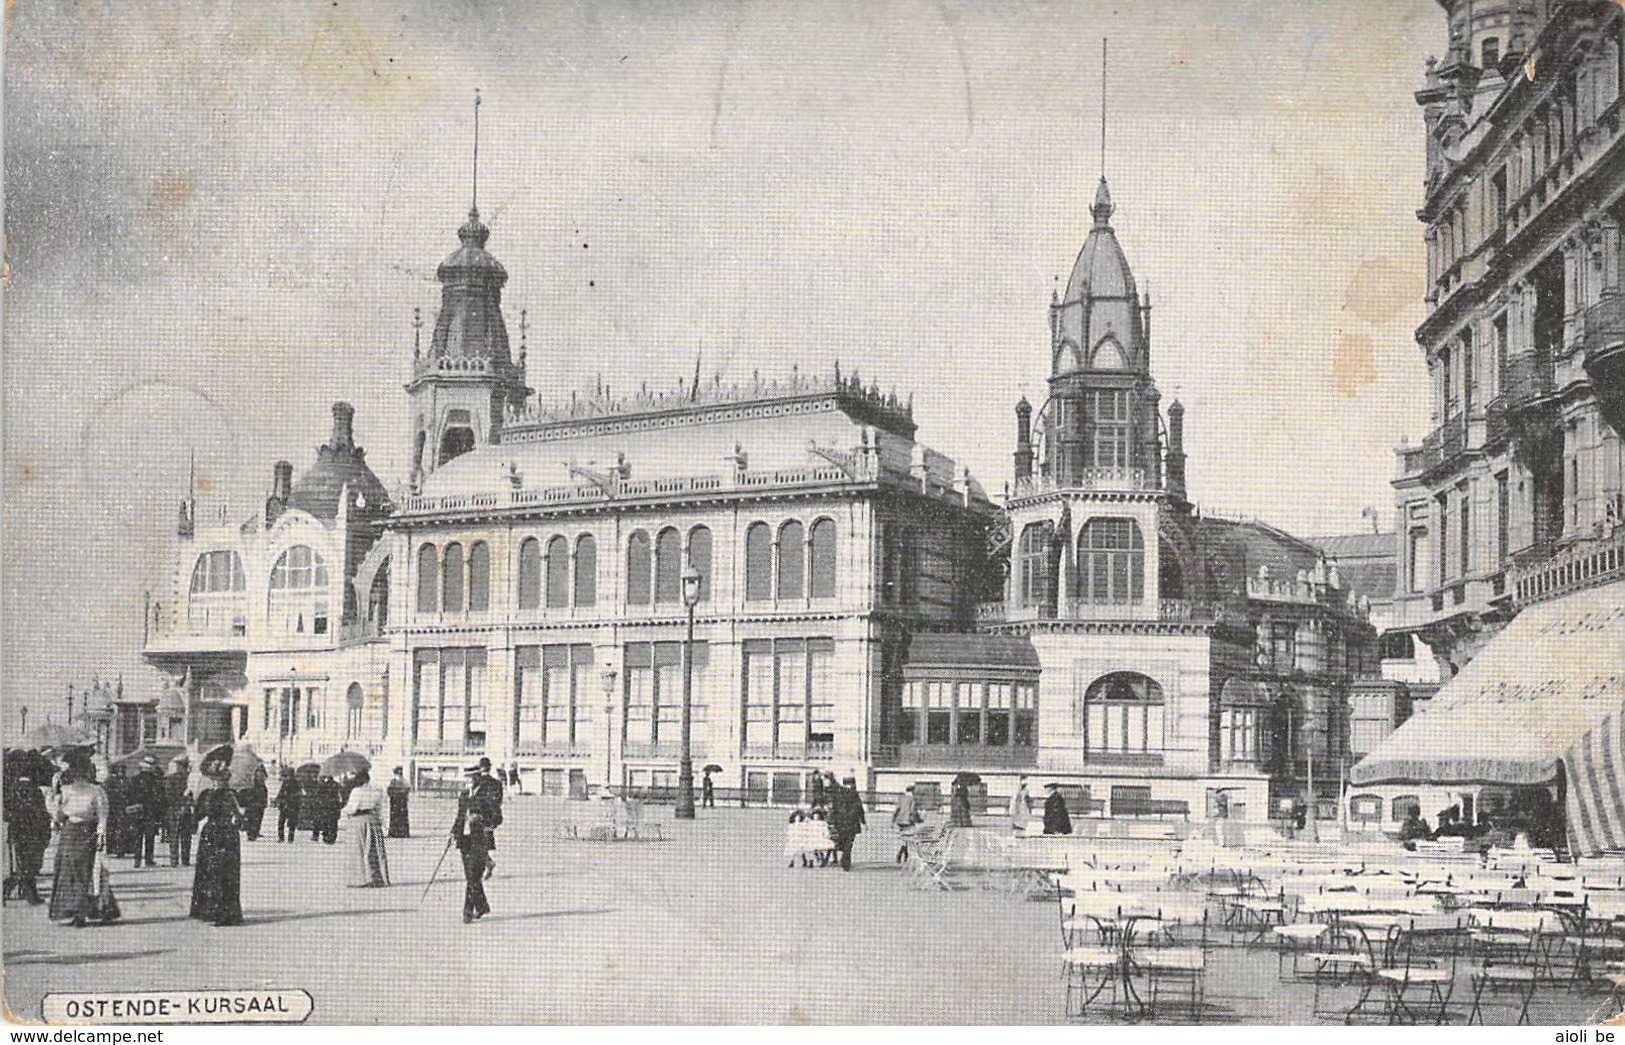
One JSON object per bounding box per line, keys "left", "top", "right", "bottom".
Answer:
{"left": 18, "top": 722, "right": 96, "bottom": 753}
{"left": 228, "top": 744, "right": 264, "bottom": 789}
{"left": 702, "top": 764, "right": 723, "bottom": 775}
{"left": 110, "top": 744, "right": 187, "bottom": 771}
{"left": 320, "top": 749, "right": 370, "bottom": 778}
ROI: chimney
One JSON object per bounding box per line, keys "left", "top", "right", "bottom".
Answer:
{"left": 330, "top": 402, "right": 356, "bottom": 453}
{"left": 1165, "top": 400, "right": 1188, "bottom": 501}
{"left": 272, "top": 460, "right": 294, "bottom": 503}
{"left": 1013, "top": 397, "right": 1034, "bottom": 481}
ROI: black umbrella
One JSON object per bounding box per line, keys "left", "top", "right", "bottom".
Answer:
{"left": 952, "top": 771, "right": 983, "bottom": 787}
{"left": 321, "top": 750, "right": 370, "bottom": 778}
{"left": 4, "top": 748, "right": 58, "bottom": 782}
{"left": 702, "top": 764, "right": 723, "bottom": 775}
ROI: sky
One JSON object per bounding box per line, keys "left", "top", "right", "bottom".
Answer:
{"left": 3, "top": 0, "right": 1444, "bottom": 724}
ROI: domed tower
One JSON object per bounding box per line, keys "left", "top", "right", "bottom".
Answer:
{"left": 405, "top": 97, "right": 530, "bottom": 488}
{"left": 1042, "top": 176, "right": 1160, "bottom": 488}
{"left": 405, "top": 205, "right": 530, "bottom": 487}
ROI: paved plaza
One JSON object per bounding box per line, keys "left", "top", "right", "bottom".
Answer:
{"left": 3, "top": 799, "right": 1615, "bottom": 1025}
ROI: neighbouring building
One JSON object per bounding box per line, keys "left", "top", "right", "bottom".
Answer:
{"left": 1353, "top": 0, "right": 1625, "bottom": 848}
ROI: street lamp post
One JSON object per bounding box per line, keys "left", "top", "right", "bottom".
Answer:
{"left": 600, "top": 661, "right": 618, "bottom": 796}
{"left": 674, "top": 561, "right": 703, "bottom": 820}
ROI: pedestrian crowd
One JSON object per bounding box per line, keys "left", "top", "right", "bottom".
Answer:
{"left": 2, "top": 747, "right": 423, "bottom": 929}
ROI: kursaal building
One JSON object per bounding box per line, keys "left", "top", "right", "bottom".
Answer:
{"left": 144, "top": 159, "right": 1382, "bottom": 822}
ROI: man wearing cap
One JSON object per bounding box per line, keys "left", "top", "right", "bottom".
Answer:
{"left": 126, "top": 757, "right": 166, "bottom": 868}
{"left": 451, "top": 762, "right": 500, "bottom": 922}
{"left": 163, "top": 758, "right": 195, "bottom": 866}
{"left": 827, "top": 774, "right": 867, "bottom": 872}
{"left": 469, "top": 757, "right": 504, "bottom": 880}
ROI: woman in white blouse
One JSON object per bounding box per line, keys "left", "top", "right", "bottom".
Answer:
{"left": 340, "top": 769, "right": 391, "bottom": 888}
{"left": 49, "top": 753, "right": 120, "bottom": 926}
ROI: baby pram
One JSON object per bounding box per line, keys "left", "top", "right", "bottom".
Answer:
{"left": 783, "top": 815, "right": 835, "bottom": 868}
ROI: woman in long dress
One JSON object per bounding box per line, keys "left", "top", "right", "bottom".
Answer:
{"left": 341, "top": 770, "right": 390, "bottom": 888}
{"left": 386, "top": 767, "right": 410, "bottom": 838}
{"left": 190, "top": 758, "right": 243, "bottom": 926}
{"left": 49, "top": 754, "right": 119, "bottom": 927}
{"left": 1008, "top": 776, "right": 1032, "bottom": 834}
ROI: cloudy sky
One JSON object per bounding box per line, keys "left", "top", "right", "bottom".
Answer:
{"left": 4, "top": 0, "right": 1442, "bottom": 720}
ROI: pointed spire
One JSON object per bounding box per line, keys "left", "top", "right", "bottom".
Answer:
{"left": 1091, "top": 177, "right": 1115, "bottom": 228}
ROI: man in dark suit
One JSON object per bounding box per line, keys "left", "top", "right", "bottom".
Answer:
{"left": 469, "top": 757, "right": 504, "bottom": 880}
{"left": 451, "top": 763, "right": 501, "bottom": 923}
{"left": 162, "top": 759, "right": 195, "bottom": 866}
{"left": 827, "top": 774, "right": 867, "bottom": 871}
{"left": 126, "top": 758, "right": 166, "bottom": 867}
{"left": 275, "top": 767, "right": 302, "bottom": 844}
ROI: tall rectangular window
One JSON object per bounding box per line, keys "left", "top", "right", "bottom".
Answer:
{"left": 1087, "top": 389, "right": 1131, "bottom": 469}
{"left": 899, "top": 682, "right": 921, "bottom": 744}
{"left": 441, "top": 648, "right": 466, "bottom": 746}
{"left": 1459, "top": 483, "right": 1472, "bottom": 577}
{"left": 1014, "top": 683, "right": 1038, "bottom": 747}
{"left": 412, "top": 649, "right": 440, "bottom": 745}
{"left": 775, "top": 640, "right": 806, "bottom": 746}
{"left": 624, "top": 643, "right": 652, "bottom": 747}
{"left": 543, "top": 646, "right": 571, "bottom": 745}
{"left": 808, "top": 639, "right": 835, "bottom": 744}
{"left": 956, "top": 682, "right": 983, "bottom": 745}
{"left": 515, "top": 647, "right": 543, "bottom": 747}
{"left": 653, "top": 642, "right": 683, "bottom": 744}
{"left": 742, "top": 640, "right": 774, "bottom": 747}
{"left": 1493, "top": 313, "right": 1508, "bottom": 399}
{"left": 1496, "top": 471, "right": 1511, "bottom": 567}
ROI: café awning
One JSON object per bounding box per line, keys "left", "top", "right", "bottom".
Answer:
{"left": 1350, "top": 583, "right": 1625, "bottom": 787}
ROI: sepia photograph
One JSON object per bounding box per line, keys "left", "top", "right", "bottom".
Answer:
{"left": 5, "top": 0, "right": 1625, "bottom": 1028}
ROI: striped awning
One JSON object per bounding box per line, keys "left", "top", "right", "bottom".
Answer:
{"left": 1351, "top": 583, "right": 1625, "bottom": 787}
{"left": 1565, "top": 703, "right": 1625, "bottom": 857}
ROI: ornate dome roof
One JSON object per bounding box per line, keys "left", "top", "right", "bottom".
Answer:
{"left": 1062, "top": 178, "right": 1137, "bottom": 306}
{"left": 1053, "top": 177, "right": 1145, "bottom": 376}
{"left": 436, "top": 208, "right": 508, "bottom": 283}
{"left": 286, "top": 403, "right": 394, "bottom": 521}
{"left": 424, "top": 207, "right": 514, "bottom": 370}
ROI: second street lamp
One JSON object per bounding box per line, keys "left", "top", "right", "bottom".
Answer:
{"left": 674, "top": 560, "right": 703, "bottom": 820}
{"left": 600, "top": 661, "right": 618, "bottom": 796}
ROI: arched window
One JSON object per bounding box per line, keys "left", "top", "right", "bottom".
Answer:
{"left": 627, "top": 531, "right": 652, "bottom": 605}
{"left": 1018, "top": 523, "right": 1051, "bottom": 607}
{"left": 1083, "top": 672, "right": 1165, "bottom": 757}
{"left": 416, "top": 544, "right": 438, "bottom": 613}
{"left": 271, "top": 546, "right": 328, "bottom": 590}
{"left": 368, "top": 559, "right": 391, "bottom": 629}
{"left": 809, "top": 518, "right": 836, "bottom": 598}
{"left": 190, "top": 551, "right": 246, "bottom": 593}
{"left": 687, "top": 526, "right": 712, "bottom": 603}
{"left": 778, "top": 520, "right": 806, "bottom": 600}
{"left": 573, "top": 534, "right": 597, "bottom": 607}
{"left": 442, "top": 542, "right": 465, "bottom": 613}
{"left": 1078, "top": 518, "right": 1144, "bottom": 603}
{"left": 517, "top": 538, "right": 543, "bottom": 610}
{"left": 654, "top": 527, "right": 682, "bottom": 603}
{"left": 1091, "top": 336, "right": 1127, "bottom": 370}
{"left": 745, "top": 522, "right": 773, "bottom": 601}
{"left": 545, "top": 536, "right": 570, "bottom": 609}
{"left": 345, "top": 682, "right": 364, "bottom": 739}
{"left": 467, "top": 541, "right": 490, "bottom": 612}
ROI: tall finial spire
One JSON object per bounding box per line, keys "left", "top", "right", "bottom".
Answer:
{"left": 1099, "top": 38, "right": 1108, "bottom": 180}
{"left": 472, "top": 88, "right": 482, "bottom": 215}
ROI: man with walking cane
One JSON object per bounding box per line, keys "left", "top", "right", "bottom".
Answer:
{"left": 449, "top": 762, "right": 500, "bottom": 923}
